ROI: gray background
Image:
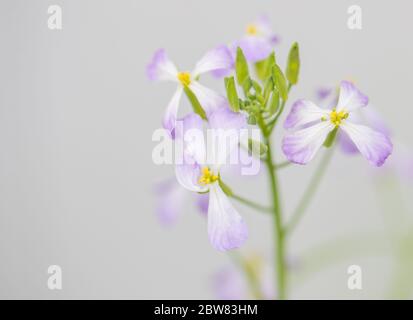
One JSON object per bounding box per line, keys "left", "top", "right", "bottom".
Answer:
{"left": 0, "top": 0, "right": 412, "bottom": 299}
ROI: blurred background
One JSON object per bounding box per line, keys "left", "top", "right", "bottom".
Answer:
{"left": 0, "top": 0, "right": 412, "bottom": 299}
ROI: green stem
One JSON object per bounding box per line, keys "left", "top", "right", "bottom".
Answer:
{"left": 257, "top": 114, "right": 287, "bottom": 300}
{"left": 265, "top": 137, "right": 287, "bottom": 299}
{"left": 285, "top": 147, "right": 335, "bottom": 235}
{"left": 230, "top": 193, "right": 272, "bottom": 213}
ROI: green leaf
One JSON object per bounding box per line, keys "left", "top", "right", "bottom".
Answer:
{"left": 183, "top": 86, "right": 207, "bottom": 120}
{"left": 268, "top": 88, "right": 280, "bottom": 115}
{"left": 286, "top": 42, "right": 300, "bottom": 85}
{"left": 248, "top": 138, "right": 268, "bottom": 157}
{"left": 272, "top": 64, "right": 288, "bottom": 101}
{"left": 218, "top": 178, "right": 233, "bottom": 196}
{"left": 323, "top": 127, "right": 338, "bottom": 148}
{"left": 235, "top": 47, "right": 249, "bottom": 86}
{"left": 224, "top": 76, "right": 240, "bottom": 112}
{"left": 255, "top": 52, "right": 276, "bottom": 81}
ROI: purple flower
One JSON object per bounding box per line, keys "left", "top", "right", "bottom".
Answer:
{"left": 210, "top": 16, "right": 280, "bottom": 78}
{"left": 232, "top": 15, "right": 280, "bottom": 63}
{"left": 154, "top": 179, "right": 208, "bottom": 226}
{"left": 282, "top": 81, "right": 393, "bottom": 166}
{"left": 314, "top": 84, "right": 392, "bottom": 156}
{"left": 146, "top": 46, "right": 233, "bottom": 135}
{"left": 174, "top": 108, "right": 248, "bottom": 251}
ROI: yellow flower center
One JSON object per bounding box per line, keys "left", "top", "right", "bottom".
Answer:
{"left": 246, "top": 24, "right": 258, "bottom": 36}
{"left": 326, "top": 108, "right": 349, "bottom": 127}
{"left": 198, "top": 167, "right": 219, "bottom": 186}
{"left": 177, "top": 72, "right": 191, "bottom": 86}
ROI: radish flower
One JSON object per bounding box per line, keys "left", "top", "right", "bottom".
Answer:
{"left": 146, "top": 46, "right": 232, "bottom": 135}
{"left": 282, "top": 81, "right": 393, "bottom": 166}
{"left": 233, "top": 15, "right": 279, "bottom": 63}
{"left": 175, "top": 108, "right": 248, "bottom": 251}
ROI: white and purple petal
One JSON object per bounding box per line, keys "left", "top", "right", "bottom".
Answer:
{"left": 146, "top": 49, "right": 178, "bottom": 82}
{"left": 282, "top": 121, "right": 334, "bottom": 165}
{"left": 162, "top": 87, "right": 183, "bottom": 137}
{"left": 207, "top": 183, "right": 248, "bottom": 251}
{"left": 175, "top": 113, "right": 206, "bottom": 164}
{"left": 336, "top": 81, "right": 369, "bottom": 112}
{"left": 189, "top": 81, "right": 227, "bottom": 114}
{"left": 207, "top": 108, "right": 247, "bottom": 168}
{"left": 340, "top": 122, "right": 392, "bottom": 167}
{"left": 233, "top": 37, "right": 273, "bottom": 63}
{"left": 195, "top": 193, "right": 209, "bottom": 215}
{"left": 284, "top": 100, "right": 328, "bottom": 130}
{"left": 192, "top": 45, "right": 233, "bottom": 78}
{"left": 175, "top": 162, "right": 207, "bottom": 193}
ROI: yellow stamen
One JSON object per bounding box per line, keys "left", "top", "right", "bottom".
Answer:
{"left": 329, "top": 108, "right": 349, "bottom": 127}
{"left": 177, "top": 72, "right": 191, "bottom": 86}
{"left": 198, "top": 167, "right": 219, "bottom": 186}
{"left": 246, "top": 24, "right": 258, "bottom": 36}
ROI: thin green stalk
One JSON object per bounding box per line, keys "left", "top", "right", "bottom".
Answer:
{"left": 230, "top": 193, "right": 272, "bottom": 213}
{"left": 285, "top": 147, "right": 335, "bottom": 235}
{"left": 257, "top": 114, "right": 287, "bottom": 300}
{"left": 264, "top": 137, "right": 287, "bottom": 299}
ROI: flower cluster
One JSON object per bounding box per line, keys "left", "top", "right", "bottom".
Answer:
{"left": 147, "top": 16, "right": 393, "bottom": 256}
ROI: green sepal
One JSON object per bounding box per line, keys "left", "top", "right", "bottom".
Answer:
{"left": 255, "top": 52, "right": 276, "bottom": 81}
{"left": 263, "top": 77, "right": 274, "bottom": 104}
{"left": 224, "top": 76, "right": 240, "bottom": 112}
{"left": 218, "top": 178, "right": 233, "bottom": 196}
{"left": 248, "top": 138, "right": 268, "bottom": 157}
{"left": 272, "top": 64, "right": 288, "bottom": 101}
{"left": 323, "top": 127, "right": 338, "bottom": 148}
{"left": 235, "top": 47, "right": 249, "bottom": 86}
{"left": 286, "top": 42, "right": 300, "bottom": 85}
{"left": 268, "top": 88, "right": 280, "bottom": 116}
{"left": 183, "top": 86, "right": 207, "bottom": 120}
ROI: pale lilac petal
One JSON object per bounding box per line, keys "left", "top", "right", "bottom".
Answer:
{"left": 341, "top": 122, "right": 393, "bottom": 167}
{"left": 208, "top": 184, "right": 248, "bottom": 251}
{"left": 192, "top": 45, "right": 233, "bottom": 78}
{"left": 175, "top": 162, "right": 207, "bottom": 193}
{"left": 338, "top": 106, "right": 391, "bottom": 155}
{"left": 284, "top": 100, "right": 328, "bottom": 129}
{"left": 162, "top": 87, "right": 183, "bottom": 136}
{"left": 154, "top": 179, "right": 186, "bottom": 226}
{"left": 336, "top": 81, "right": 369, "bottom": 112}
{"left": 189, "top": 81, "right": 227, "bottom": 114}
{"left": 207, "top": 108, "right": 247, "bottom": 168}
{"left": 211, "top": 67, "right": 233, "bottom": 78}
{"left": 195, "top": 193, "right": 209, "bottom": 215}
{"left": 338, "top": 131, "right": 359, "bottom": 154}
{"left": 234, "top": 37, "right": 273, "bottom": 63}
{"left": 282, "top": 121, "right": 333, "bottom": 165}
{"left": 208, "top": 107, "right": 247, "bottom": 131}
{"left": 175, "top": 113, "right": 206, "bottom": 165}
{"left": 252, "top": 15, "right": 279, "bottom": 45}
{"left": 146, "top": 49, "right": 178, "bottom": 82}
